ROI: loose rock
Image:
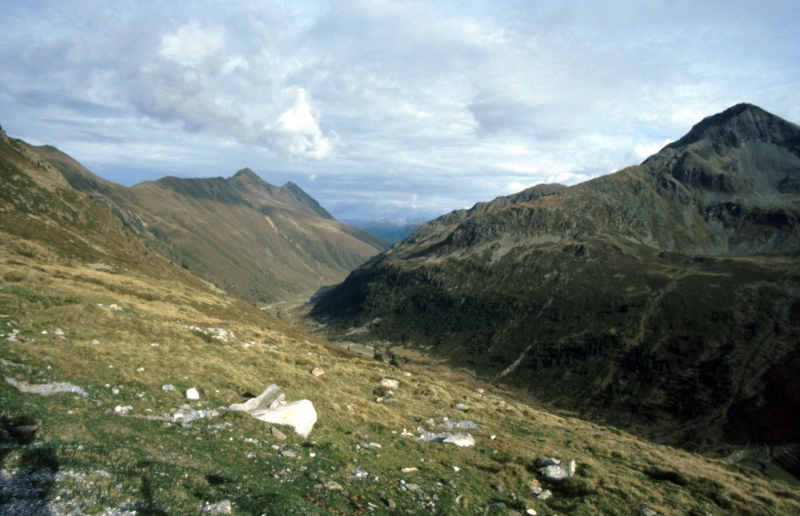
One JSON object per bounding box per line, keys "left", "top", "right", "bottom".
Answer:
{"left": 379, "top": 378, "right": 399, "bottom": 390}
{"left": 536, "top": 457, "right": 576, "bottom": 481}
{"left": 5, "top": 377, "right": 88, "bottom": 397}
{"left": 311, "top": 367, "right": 325, "bottom": 377}
{"left": 201, "top": 499, "right": 232, "bottom": 514}
{"left": 229, "top": 384, "right": 285, "bottom": 412}
{"left": 251, "top": 399, "right": 317, "bottom": 438}
{"left": 186, "top": 388, "right": 200, "bottom": 400}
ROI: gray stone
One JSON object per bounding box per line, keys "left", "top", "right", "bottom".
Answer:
{"left": 440, "top": 419, "right": 481, "bottom": 430}
{"left": 186, "top": 388, "right": 200, "bottom": 400}
{"left": 271, "top": 426, "right": 287, "bottom": 440}
{"left": 641, "top": 509, "right": 658, "bottom": 516}
{"left": 443, "top": 434, "right": 475, "bottom": 447}
{"left": 324, "top": 481, "right": 343, "bottom": 490}
{"left": 229, "top": 384, "right": 285, "bottom": 412}
{"left": 162, "top": 384, "right": 177, "bottom": 392}
{"left": 536, "top": 458, "right": 576, "bottom": 481}
{"left": 251, "top": 399, "right": 317, "bottom": 438}
{"left": 5, "top": 377, "right": 88, "bottom": 397}
{"left": 385, "top": 498, "right": 396, "bottom": 509}
{"left": 311, "top": 367, "right": 325, "bottom": 377}
{"left": 379, "top": 378, "right": 399, "bottom": 389}
{"left": 201, "top": 499, "right": 232, "bottom": 514}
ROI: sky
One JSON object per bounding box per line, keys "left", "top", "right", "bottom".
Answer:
{"left": 1, "top": 1, "right": 799, "bottom": 223}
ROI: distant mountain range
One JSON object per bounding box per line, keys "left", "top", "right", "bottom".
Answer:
{"left": 354, "top": 217, "right": 429, "bottom": 244}
{"left": 24, "top": 144, "right": 387, "bottom": 304}
{"left": 312, "top": 104, "right": 800, "bottom": 464}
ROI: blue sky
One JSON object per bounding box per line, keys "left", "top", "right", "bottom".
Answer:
{"left": 1, "top": 0, "right": 798, "bottom": 222}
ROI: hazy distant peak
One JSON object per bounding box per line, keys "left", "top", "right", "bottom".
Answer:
{"left": 665, "top": 103, "right": 800, "bottom": 151}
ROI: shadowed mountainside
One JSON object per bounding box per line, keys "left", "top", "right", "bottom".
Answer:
{"left": 26, "top": 145, "right": 387, "bottom": 304}
{"left": 312, "top": 104, "right": 800, "bottom": 462}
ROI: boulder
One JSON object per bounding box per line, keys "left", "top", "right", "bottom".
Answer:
{"left": 443, "top": 434, "right": 475, "bottom": 447}
{"left": 251, "top": 400, "right": 317, "bottom": 438}
{"left": 380, "top": 378, "right": 399, "bottom": 389}
{"left": 229, "top": 384, "right": 284, "bottom": 412}
{"left": 186, "top": 388, "right": 200, "bottom": 400}
{"left": 536, "top": 458, "right": 576, "bottom": 481}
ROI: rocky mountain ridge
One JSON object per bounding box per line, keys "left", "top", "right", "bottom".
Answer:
{"left": 24, "top": 144, "right": 387, "bottom": 304}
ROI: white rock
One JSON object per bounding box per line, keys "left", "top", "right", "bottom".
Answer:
{"left": 201, "top": 499, "right": 232, "bottom": 514}
{"left": 229, "top": 384, "right": 284, "bottom": 412}
{"left": 537, "top": 458, "right": 576, "bottom": 481}
{"left": 443, "top": 434, "right": 475, "bottom": 447}
{"left": 311, "top": 367, "right": 325, "bottom": 377}
{"left": 54, "top": 329, "right": 65, "bottom": 336}
{"left": 526, "top": 509, "right": 537, "bottom": 515}
{"left": 251, "top": 399, "right": 317, "bottom": 438}
{"left": 162, "top": 384, "right": 177, "bottom": 392}
{"left": 379, "top": 378, "right": 399, "bottom": 390}
{"left": 401, "top": 467, "right": 418, "bottom": 473}
{"left": 186, "top": 388, "right": 200, "bottom": 400}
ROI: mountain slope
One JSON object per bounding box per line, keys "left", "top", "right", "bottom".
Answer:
{"left": 26, "top": 145, "right": 387, "bottom": 304}
{"left": 6, "top": 127, "right": 799, "bottom": 515}
{"left": 311, "top": 104, "right": 800, "bottom": 460}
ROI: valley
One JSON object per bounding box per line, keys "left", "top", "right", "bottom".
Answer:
{"left": 1, "top": 106, "right": 800, "bottom": 515}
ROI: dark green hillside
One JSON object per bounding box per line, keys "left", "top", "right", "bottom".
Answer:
{"left": 312, "top": 104, "right": 800, "bottom": 459}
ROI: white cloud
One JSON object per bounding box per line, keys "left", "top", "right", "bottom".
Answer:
{"left": 547, "top": 171, "right": 595, "bottom": 186}
{"left": 633, "top": 139, "right": 674, "bottom": 161}
{"left": 158, "top": 21, "right": 227, "bottom": 69}
{"left": 1, "top": 1, "right": 799, "bottom": 221}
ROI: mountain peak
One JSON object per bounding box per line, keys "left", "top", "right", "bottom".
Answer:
{"left": 665, "top": 103, "right": 800, "bottom": 151}
{"left": 233, "top": 167, "right": 259, "bottom": 180}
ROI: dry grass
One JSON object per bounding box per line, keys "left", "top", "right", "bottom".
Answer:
{"left": 1, "top": 231, "right": 799, "bottom": 515}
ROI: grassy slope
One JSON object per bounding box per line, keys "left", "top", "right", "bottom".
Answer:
{"left": 2, "top": 135, "right": 799, "bottom": 515}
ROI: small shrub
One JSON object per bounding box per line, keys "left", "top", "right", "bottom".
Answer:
{"left": 3, "top": 272, "right": 25, "bottom": 282}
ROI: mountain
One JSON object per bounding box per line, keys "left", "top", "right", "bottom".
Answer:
{"left": 311, "top": 104, "right": 800, "bottom": 463}
{"left": 25, "top": 144, "right": 388, "bottom": 304}
{"left": 356, "top": 217, "right": 428, "bottom": 244}
{"left": 6, "top": 126, "right": 799, "bottom": 515}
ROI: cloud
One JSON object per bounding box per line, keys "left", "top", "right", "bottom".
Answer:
{"left": 132, "top": 20, "right": 334, "bottom": 159}
{"left": 1, "top": 1, "right": 798, "bottom": 221}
